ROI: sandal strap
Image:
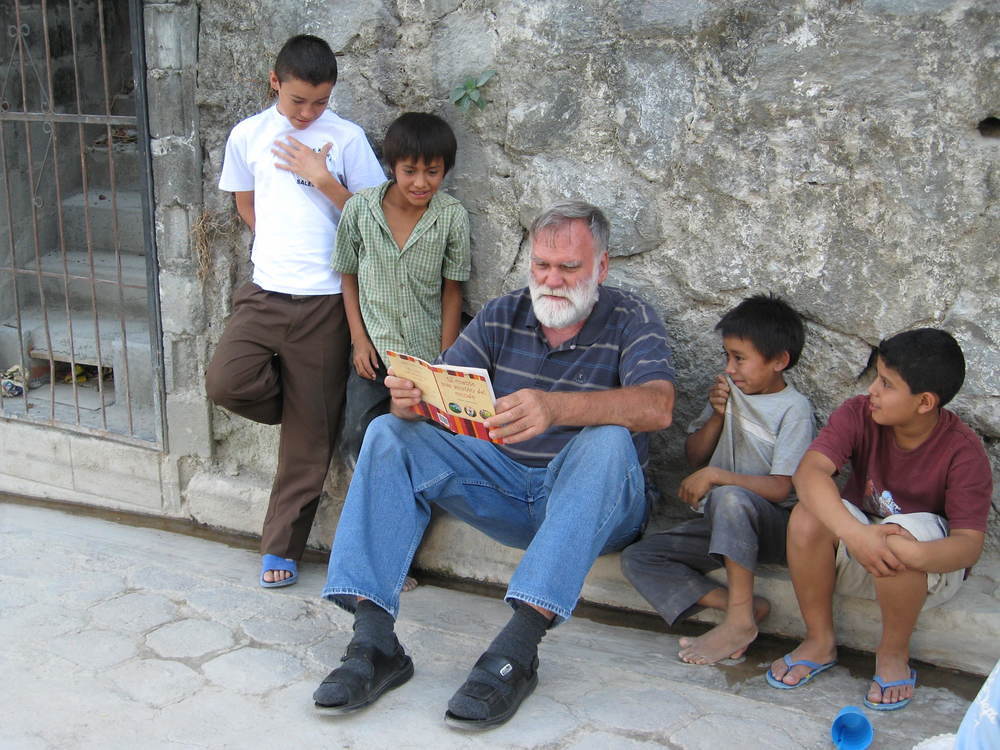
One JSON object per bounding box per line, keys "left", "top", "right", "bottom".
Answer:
{"left": 872, "top": 669, "right": 916, "bottom": 689}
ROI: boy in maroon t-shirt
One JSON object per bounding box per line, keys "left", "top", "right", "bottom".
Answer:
{"left": 765, "top": 329, "right": 992, "bottom": 711}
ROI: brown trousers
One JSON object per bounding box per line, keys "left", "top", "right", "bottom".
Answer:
{"left": 205, "top": 283, "right": 349, "bottom": 559}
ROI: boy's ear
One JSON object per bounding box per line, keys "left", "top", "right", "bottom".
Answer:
{"left": 269, "top": 71, "right": 280, "bottom": 91}
{"left": 771, "top": 350, "right": 791, "bottom": 373}
{"left": 916, "top": 391, "right": 940, "bottom": 415}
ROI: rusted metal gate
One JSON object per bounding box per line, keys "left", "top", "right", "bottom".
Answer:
{"left": 0, "top": 0, "right": 162, "bottom": 445}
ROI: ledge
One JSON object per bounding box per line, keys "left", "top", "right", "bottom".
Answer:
{"left": 414, "top": 513, "right": 999, "bottom": 676}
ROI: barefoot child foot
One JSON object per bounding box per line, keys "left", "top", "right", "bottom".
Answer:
{"left": 678, "top": 595, "right": 770, "bottom": 651}
{"left": 678, "top": 619, "right": 759, "bottom": 664}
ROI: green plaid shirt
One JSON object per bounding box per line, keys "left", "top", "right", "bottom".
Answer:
{"left": 333, "top": 182, "right": 471, "bottom": 363}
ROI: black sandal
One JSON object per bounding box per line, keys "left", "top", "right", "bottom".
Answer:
{"left": 444, "top": 652, "right": 539, "bottom": 730}
{"left": 313, "top": 638, "right": 413, "bottom": 713}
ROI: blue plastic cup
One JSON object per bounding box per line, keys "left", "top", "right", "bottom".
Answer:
{"left": 831, "top": 705, "right": 874, "bottom": 750}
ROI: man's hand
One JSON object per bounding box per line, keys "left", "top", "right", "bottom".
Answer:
{"left": 272, "top": 137, "right": 337, "bottom": 187}
{"left": 678, "top": 467, "right": 717, "bottom": 509}
{"left": 843, "top": 523, "right": 908, "bottom": 577}
{"left": 385, "top": 371, "right": 423, "bottom": 420}
{"left": 351, "top": 337, "right": 380, "bottom": 381}
{"left": 708, "top": 374, "right": 730, "bottom": 416}
{"left": 484, "top": 389, "right": 555, "bottom": 444}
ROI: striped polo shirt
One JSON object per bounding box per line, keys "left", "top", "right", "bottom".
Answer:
{"left": 437, "top": 285, "right": 675, "bottom": 467}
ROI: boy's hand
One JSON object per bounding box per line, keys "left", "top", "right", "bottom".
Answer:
{"left": 351, "top": 338, "right": 380, "bottom": 381}
{"left": 679, "top": 467, "right": 717, "bottom": 508}
{"left": 708, "top": 374, "right": 730, "bottom": 416}
{"left": 844, "top": 523, "right": 908, "bottom": 577}
{"left": 385, "top": 371, "right": 422, "bottom": 419}
{"left": 485, "top": 389, "right": 555, "bottom": 444}
{"left": 272, "top": 137, "right": 338, "bottom": 188}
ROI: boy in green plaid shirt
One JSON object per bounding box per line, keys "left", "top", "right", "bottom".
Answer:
{"left": 335, "top": 112, "right": 471, "bottom": 466}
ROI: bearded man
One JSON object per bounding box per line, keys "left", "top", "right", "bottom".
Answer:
{"left": 313, "top": 201, "right": 676, "bottom": 729}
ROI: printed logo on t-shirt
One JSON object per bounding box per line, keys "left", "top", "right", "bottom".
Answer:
{"left": 862, "top": 478, "right": 902, "bottom": 517}
{"left": 295, "top": 146, "right": 336, "bottom": 188}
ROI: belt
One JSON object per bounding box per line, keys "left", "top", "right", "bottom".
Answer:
{"left": 267, "top": 291, "right": 315, "bottom": 301}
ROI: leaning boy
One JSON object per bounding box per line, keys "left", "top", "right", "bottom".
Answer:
{"left": 766, "top": 328, "right": 992, "bottom": 711}
{"left": 335, "top": 112, "right": 470, "bottom": 465}
{"left": 623, "top": 294, "right": 815, "bottom": 664}
{"left": 206, "top": 35, "right": 386, "bottom": 588}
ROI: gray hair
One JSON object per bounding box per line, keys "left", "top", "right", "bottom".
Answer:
{"left": 529, "top": 201, "right": 610, "bottom": 256}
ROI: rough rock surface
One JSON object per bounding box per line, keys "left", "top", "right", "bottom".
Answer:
{"left": 194, "top": 1, "right": 999, "bottom": 548}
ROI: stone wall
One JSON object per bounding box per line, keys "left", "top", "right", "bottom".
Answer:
{"left": 191, "top": 0, "right": 999, "bottom": 551}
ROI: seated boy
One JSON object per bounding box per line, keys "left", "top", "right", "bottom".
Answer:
{"left": 766, "top": 328, "right": 992, "bottom": 711}
{"left": 335, "top": 112, "right": 470, "bottom": 466}
{"left": 622, "top": 294, "right": 815, "bottom": 664}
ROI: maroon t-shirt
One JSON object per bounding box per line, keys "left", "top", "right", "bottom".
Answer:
{"left": 809, "top": 395, "right": 992, "bottom": 532}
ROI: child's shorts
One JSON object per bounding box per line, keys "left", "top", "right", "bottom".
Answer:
{"left": 834, "top": 499, "right": 965, "bottom": 609}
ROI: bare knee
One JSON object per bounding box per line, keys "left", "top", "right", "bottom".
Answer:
{"left": 787, "top": 502, "right": 835, "bottom": 550}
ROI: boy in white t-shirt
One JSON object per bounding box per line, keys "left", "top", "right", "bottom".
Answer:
{"left": 206, "top": 35, "right": 386, "bottom": 588}
{"left": 622, "top": 294, "right": 815, "bottom": 664}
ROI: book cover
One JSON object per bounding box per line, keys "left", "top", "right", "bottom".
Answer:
{"left": 385, "top": 350, "right": 502, "bottom": 444}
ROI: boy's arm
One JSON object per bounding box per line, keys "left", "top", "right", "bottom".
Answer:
{"left": 340, "top": 273, "right": 379, "bottom": 380}
{"left": 678, "top": 469, "right": 792, "bottom": 508}
{"left": 685, "top": 374, "right": 729, "bottom": 467}
{"left": 440, "top": 279, "right": 463, "bottom": 352}
{"left": 234, "top": 191, "right": 255, "bottom": 231}
{"left": 886, "top": 528, "right": 984, "bottom": 573}
{"left": 794, "top": 450, "right": 907, "bottom": 576}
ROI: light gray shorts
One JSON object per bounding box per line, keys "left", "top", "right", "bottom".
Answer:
{"left": 835, "top": 499, "right": 964, "bottom": 609}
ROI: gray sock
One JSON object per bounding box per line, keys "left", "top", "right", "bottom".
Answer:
{"left": 313, "top": 600, "right": 397, "bottom": 707}
{"left": 447, "top": 604, "right": 549, "bottom": 720}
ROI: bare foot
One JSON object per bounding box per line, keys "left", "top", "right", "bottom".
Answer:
{"left": 767, "top": 640, "right": 837, "bottom": 687}
{"left": 262, "top": 565, "right": 294, "bottom": 584}
{"left": 867, "top": 653, "right": 915, "bottom": 707}
{"left": 402, "top": 575, "right": 418, "bottom": 592}
{"left": 678, "top": 620, "right": 759, "bottom": 664}
{"left": 679, "top": 595, "right": 771, "bottom": 650}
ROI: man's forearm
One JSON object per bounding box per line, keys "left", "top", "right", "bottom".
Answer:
{"left": 546, "top": 380, "right": 674, "bottom": 432}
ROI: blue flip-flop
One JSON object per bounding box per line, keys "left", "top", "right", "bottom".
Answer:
{"left": 864, "top": 668, "right": 917, "bottom": 711}
{"left": 260, "top": 554, "right": 298, "bottom": 588}
{"left": 766, "top": 653, "right": 837, "bottom": 689}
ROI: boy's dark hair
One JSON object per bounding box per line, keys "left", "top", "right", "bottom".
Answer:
{"left": 715, "top": 293, "right": 806, "bottom": 370}
{"left": 274, "top": 35, "right": 337, "bottom": 86}
{"left": 869, "top": 328, "right": 965, "bottom": 407}
{"left": 382, "top": 112, "right": 458, "bottom": 174}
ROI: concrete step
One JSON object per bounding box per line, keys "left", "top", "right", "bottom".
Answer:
{"left": 16, "top": 249, "right": 149, "bottom": 316}
{"left": 414, "top": 513, "right": 1000, "bottom": 676}
{"left": 59, "top": 189, "right": 144, "bottom": 255}
{"left": 84, "top": 127, "right": 141, "bottom": 186}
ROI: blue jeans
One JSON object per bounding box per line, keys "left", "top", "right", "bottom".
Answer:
{"left": 322, "top": 416, "right": 648, "bottom": 624}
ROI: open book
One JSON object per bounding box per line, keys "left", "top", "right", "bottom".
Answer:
{"left": 385, "top": 350, "right": 502, "bottom": 444}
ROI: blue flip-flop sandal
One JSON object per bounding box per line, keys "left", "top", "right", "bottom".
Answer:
{"left": 260, "top": 554, "right": 298, "bottom": 588}
{"left": 864, "top": 668, "right": 917, "bottom": 711}
{"left": 766, "top": 653, "right": 837, "bottom": 689}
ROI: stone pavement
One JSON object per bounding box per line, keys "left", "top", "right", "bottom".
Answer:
{"left": 0, "top": 500, "right": 983, "bottom": 750}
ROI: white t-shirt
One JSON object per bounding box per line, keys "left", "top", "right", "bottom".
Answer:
{"left": 688, "top": 377, "right": 816, "bottom": 507}
{"left": 219, "top": 105, "right": 385, "bottom": 294}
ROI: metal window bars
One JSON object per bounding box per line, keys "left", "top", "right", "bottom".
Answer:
{"left": 0, "top": 0, "right": 161, "bottom": 446}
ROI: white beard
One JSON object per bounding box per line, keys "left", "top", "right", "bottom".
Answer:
{"left": 528, "top": 273, "right": 600, "bottom": 329}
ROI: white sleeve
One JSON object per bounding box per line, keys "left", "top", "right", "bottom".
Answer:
{"left": 341, "top": 131, "right": 386, "bottom": 192}
{"left": 218, "top": 127, "right": 255, "bottom": 192}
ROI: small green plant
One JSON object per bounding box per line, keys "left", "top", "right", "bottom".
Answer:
{"left": 451, "top": 70, "right": 496, "bottom": 112}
